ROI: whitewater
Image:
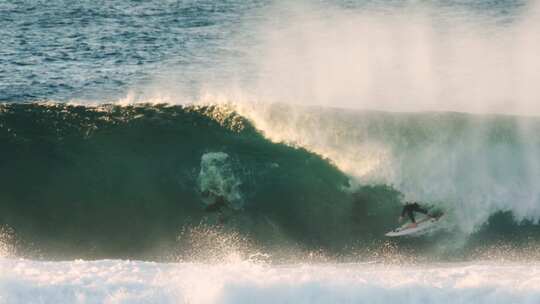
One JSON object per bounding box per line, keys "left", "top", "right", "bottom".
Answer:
{"left": 2, "top": 258, "right": 540, "bottom": 304}
{"left": 2, "top": 0, "right": 540, "bottom": 303}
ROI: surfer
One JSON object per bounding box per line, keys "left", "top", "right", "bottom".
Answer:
{"left": 386, "top": 203, "right": 443, "bottom": 237}
{"left": 202, "top": 191, "right": 229, "bottom": 223}
{"left": 399, "top": 202, "right": 433, "bottom": 228}
{"left": 204, "top": 195, "right": 227, "bottom": 213}
{"left": 201, "top": 189, "right": 228, "bottom": 212}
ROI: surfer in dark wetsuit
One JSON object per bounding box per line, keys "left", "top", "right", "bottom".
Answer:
{"left": 202, "top": 191, "right": 229, "bottom": 223}
{"left": 399, "top": 202, "right": 433, "bottom": 228}
{"left": 204, "top": 195, "right": 227, "bottom": 213}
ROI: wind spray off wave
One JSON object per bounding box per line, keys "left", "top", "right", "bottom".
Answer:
{"left": 232, "top": 101, "right": 540, "bottom": 234}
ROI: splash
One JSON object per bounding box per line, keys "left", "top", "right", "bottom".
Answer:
{"left": 174, "top": 223, "right": 257, "bottom": 264}
{"left": 198, "top": 152, "right": 244, "bottom": 210}
{"left": 0, "top": 226, "right": 16, "bottom": 258}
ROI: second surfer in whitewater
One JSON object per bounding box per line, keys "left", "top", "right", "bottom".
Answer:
{"left": 399, "top": 202, "right": 433, "bottom": 228}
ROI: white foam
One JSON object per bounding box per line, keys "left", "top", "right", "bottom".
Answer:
{"left": 1, "top": 258, "right": 539, "bottom": 304}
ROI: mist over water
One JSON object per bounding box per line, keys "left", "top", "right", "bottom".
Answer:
{"left": 4, "top": 0, "right": 538, "bottom": 115}
{"left": 228, "top": 0, "right": 537, "bottom": 116}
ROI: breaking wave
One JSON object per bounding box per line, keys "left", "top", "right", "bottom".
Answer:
{"left": 0, "top": 102, "right": 539, "bottom": 259}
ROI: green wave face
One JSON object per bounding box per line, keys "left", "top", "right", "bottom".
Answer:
{"left": 0, "top": 103, "right": 366, "bottom": 259}
{"left": 1, "top": 103, "right": 539, "bottom": 260}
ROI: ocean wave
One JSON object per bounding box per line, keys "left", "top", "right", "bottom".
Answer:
{"left": 0, "top": 102, "right": 539, "bottom": 259}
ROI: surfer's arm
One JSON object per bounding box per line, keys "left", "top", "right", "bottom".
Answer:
{"left": 417, "top": 207, "right": 428, "bottom": 215}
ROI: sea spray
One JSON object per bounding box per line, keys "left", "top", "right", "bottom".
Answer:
{"left": 0, "top": 226, "right": 16, "bottom": 258}
{"left": 232, "top": 101, "right": 540, "bottom": 234}
{"left": 198, "top": 152, "right": 244, "bottom": 210}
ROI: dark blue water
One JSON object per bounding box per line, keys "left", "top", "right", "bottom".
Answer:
{"left": 0, "top": 0, "right": 266, "bottom": 102}
{"left": 0, "top": 0, "right": 527, "bottom": 103}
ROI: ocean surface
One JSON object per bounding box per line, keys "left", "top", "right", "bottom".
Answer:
{"left": 1, "top": 0, "right": 540, "bottom": 303}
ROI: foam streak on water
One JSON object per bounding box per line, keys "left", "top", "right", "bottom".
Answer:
{"left": 1, "top": 258, "right": 539, "bottom": 304}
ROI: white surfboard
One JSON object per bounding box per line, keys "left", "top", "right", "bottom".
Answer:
{"left": 385, "top": 214, "right": 444, "bottom": 237}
